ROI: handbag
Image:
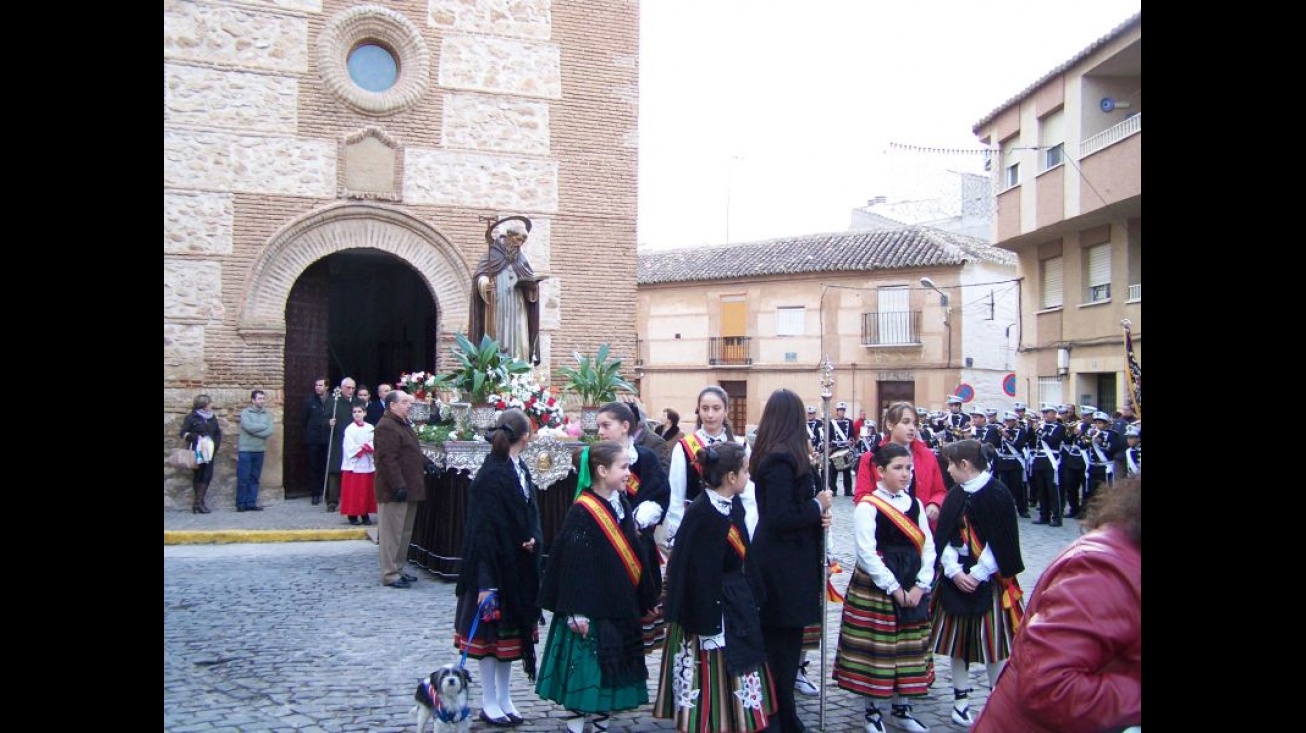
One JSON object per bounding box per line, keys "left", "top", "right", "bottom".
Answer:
{"left": 169, "top": 446, "right": 198, "bottom": 470}
{"left": 196, "top": 435, "right": 215, "bottom": 464}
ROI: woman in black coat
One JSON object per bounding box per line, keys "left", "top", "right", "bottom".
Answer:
{"left": 453, "top": 409, "right": 544, "bottom": 727}
{"left": 747, "top": 389, "right": 833, "bottom": 733}
{"left": 180, "top": 393, "right": 222, "bottom": 514}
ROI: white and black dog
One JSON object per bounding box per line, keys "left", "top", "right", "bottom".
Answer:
{"left": 413, "top": 663, "right": 473, "bottom": 733}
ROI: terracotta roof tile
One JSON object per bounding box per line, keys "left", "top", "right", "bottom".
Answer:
{"left": 637, "top": 225, "right": 1013, "bottom": 285}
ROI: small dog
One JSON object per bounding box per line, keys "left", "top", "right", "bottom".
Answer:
{"left": 413, "top": 663, "right": 473, "bottom": 733}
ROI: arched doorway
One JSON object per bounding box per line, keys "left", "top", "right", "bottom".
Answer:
{"left": 282, "top": 250, "right": 439, "bottom": 498}
{"left": 237, "top": 201, "right": 472, "bottom": 501}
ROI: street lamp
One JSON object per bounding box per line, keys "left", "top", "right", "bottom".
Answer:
{"left": 921, "top": 277, "right": 953, "bottom": 366}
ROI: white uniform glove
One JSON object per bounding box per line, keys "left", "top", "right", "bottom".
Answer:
{"left": 634, "top": 500, "right": 664, "bottom": 530}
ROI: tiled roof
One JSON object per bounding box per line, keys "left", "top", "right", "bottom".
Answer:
{"left": 972, "top": 12, "right": 1141, "bottom": 133}
{"left": 637, "top": 225, "right": 1013, "bottom": 286}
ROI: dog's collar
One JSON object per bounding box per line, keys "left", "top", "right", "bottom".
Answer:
{"left": 422, "top": 680, "right": 471, "bottom": 724}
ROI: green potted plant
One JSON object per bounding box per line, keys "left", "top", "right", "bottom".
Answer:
{"left": 441, "top": 333, "right": 533, "bottom": 430}
{"left": 558, "top": 343, "right": 638, "bottom": 432}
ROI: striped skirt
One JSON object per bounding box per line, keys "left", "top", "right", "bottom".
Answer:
{"left": 653, "top": 622, "right": 778, "bottom": 733}
{"left": 831, "top": 567, "right": 935, "bottom": 699}
{"left": 451, "top": 590, "right": 537, "bottom": 662}
{"left": 929, "top": 579, "right": 1020, "bottom": 666}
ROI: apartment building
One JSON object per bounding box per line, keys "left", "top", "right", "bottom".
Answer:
{"left": 973, "top": 13, "right": 1141, "bottom": 412}
{"left": 635, "top": 226, "right": 1018, "bottom": 433}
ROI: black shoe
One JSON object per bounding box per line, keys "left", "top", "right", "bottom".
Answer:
{"left": 386, "top": 578, "right": 411, "bottom": 589}
{"left": 237, "top": 507, "right": 247, "bottom": 512}
{"left": 248, "top": 506, "right": 263, "bottom": 511}
{"left": 478, "top": 711, "right": 513, "bottom": 727}
{"left": 348, "top": 516, "right": 360, "bottom": 526}
{"left": 1032, "top": 518, "right": 1049, "bottom": 525}
{"left": 1065, "top": 509, "right": 1077, "bottom": 519}
{"left": 505, "top": 713, "right": 525, "bottom": 726}
{"left": 311, "top": 496, "right": 321, "bottom": 505}
{"left": 1050, "top": 520, "right": 1063, "bottom": 527}
{"left": 360, "top": 516, "right": 372, "bottom": 526}
{"left": 401, "top": 572, "right": 418, "bottom": 582}
{"left": 328, "top": 502, "right": 338, "bottom": 511}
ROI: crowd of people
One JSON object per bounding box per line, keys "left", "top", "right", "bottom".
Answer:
{"left": 174, "top": 383, "right": 1139, "bottom": 732}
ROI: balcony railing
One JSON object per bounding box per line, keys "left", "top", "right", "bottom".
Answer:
{"left": 709, "top": 336, "right": 752, "bottom": 365}
{"left": 1079, "top": 113, "right": 1141, "bottom": 159}
{"left": 861, "top": 310, "right": 921, "bottom": 346}
{"left": 1127, "top": 283, "right": 1141, "bottom": 301}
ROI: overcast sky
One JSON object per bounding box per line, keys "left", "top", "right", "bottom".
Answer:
{"left": 637, "top": 0, "right": 1142, "bottom": 250}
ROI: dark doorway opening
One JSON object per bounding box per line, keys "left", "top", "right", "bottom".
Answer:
{"left": 282, "top": 250, "right": 439, "bottom": 498}
{"left": 876, "top": 380, "right": 915, "bottom": 421}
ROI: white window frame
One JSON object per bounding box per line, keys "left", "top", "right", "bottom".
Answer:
{"left": 775, "top": 306, "right": 805, "bottom": 337}
{"left": 1039, "top": 109, "right": 1065, "bottom": 171}
{"left": 1038, "top": 377, "right": 1063, "bottom": 408}
{"left": 1086, "top": 244, "right": 1111, "bottom": 302}
{"left": 876, "top": 286, "right": 912, "bottom": 345}
{"left": 1040, "top": 256, "right": 1063, "bottom": 310}
{"left": 1005, "top": 162, "right": 1020, "bottom": 189}
{"left": 1044, "top": 143, "right": 1064, "bottom": 169}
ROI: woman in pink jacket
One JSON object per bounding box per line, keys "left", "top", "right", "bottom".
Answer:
{"left": 853, "top": 401, "right": 948, "bottom": 531}
{"left": 973, "top": 474, "right": 1141, "bottom": 733}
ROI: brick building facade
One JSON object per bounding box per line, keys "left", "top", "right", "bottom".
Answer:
{"left": 164, "top": 0, "right": 639, "bottom": 508}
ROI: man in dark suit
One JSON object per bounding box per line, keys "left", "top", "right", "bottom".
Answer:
{"left": 324, "top": 377, "right": 368, "bottom": 512}
{"left": 627, "top": 400, "right": 672, "bottom": 474}
{"left": 301, "top": 377, "right": 331, "bottom": 505}
{"left": 365, "top": 383, "right": 390, "bottom": 426}
{"left": 373, "top": 390, "right": 427, "bottom": 588}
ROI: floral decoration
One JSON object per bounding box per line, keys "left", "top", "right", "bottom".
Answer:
{"left": 486, "top": 372, "right": 567, "bottom": 429}
{"left": 397, "top": 370, "right": 443, "bottom": 401}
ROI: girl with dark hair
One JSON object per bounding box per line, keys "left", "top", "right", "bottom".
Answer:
{"left": 748, "top": 388, "right": 833, "bottom": 733}
{"left": 931, "top": 439, "right": 1025, "bottom": 729}
{"left": 665, "top": 386, "right": 757, "bottom": 545}
{"left": 854, "top": 401, "right": 949, "bottom": 532}
{"left": 974, "top": 476, "right": 1140, "bottom": 733}
{"left": 656, "top": 407, "right": 681, "bottom": 444}
{"left": 180, "top": 394, "right": 222, "bottom": 514}
{"left": 833, "top": 442, "right": 937, "bottom": 733}
{"left": 654, "top": 441, "right": 777, "bottom": 732}
{"left": 453, "top": 408, "right": 543, "bottom": 727}
{"left": 536, "top": 441, "right": 659, "bottom": 733}
{"left": 588, "top": 401, "right": 671, "bottom": 652}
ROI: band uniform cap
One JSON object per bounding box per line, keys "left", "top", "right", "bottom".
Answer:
{"left": 807, "top": 406, "right": 817, "bottom": 413}
{"left": 1056, "top": 405, "right": 1070, "bottom": 414}
{"left": 968, "top": 406, "right": 985, "bottom": 416}
{"left": 1041, "top": 405, "right": 1059, "bottom": 414}
{"left": 1125, "top": 425, "right": 1141, "bottom": 437}
{"left": 1093, "top": 411, "right": 1111, "bottom": 421}
{"left": 1080, "top": 405, "right": 1097, "bottom": 415}
{"left": 915, "top": 407, "right": 929, "bottom": 415}
{"left": 985, "top": 407, "right": 999, "bottom": 416}
{"left": 1003, "top": 411, "right": 1018, "bottom": 421}
{"left": 1013, "top": 402, "right": 1027, "bottom": 410}
{"left": 946, "top": 395, "right": 964, "bottom": 405}
{"left": 836, "top": 401, "right": 848, "bottom": 410}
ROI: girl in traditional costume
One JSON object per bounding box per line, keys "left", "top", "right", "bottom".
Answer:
{"left": 653, "top": 441, "right": 777, "bottom": 732}
{"left": 536, "top": 441, "right": 659, "bottom": 733}
{"left": 931, "top": 439, "right": 1026, "bottom": 728}
{"left": 833, "top": 442, "right": 937, "bottom": 733}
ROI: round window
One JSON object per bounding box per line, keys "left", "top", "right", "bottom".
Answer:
{"left": 347, "top": 43, "right": 398, "bottom": 92}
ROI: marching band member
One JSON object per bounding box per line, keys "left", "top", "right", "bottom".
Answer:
{"left": 1030, "top": 406, "right": 1065, "bottom": 527}
{"left": 994, "top": 412, "right": 1031, "bottom": 519}
{"left": 1058, "top": 406, "right": 1088, "bottom": 520}
{"left": 1123, "top": 425, "right": 1141, "bottom": 477}
{"left": 826, "top": 401, "right": 855, "bottom": 497}
{"left": 805, "top": 405, "right": 824, "bottom": 459}
{"left": 1084, "top": 411, "right": 1125, "bottom": 505}
{"left": 942, "top": 396, "right": 971, "bottom": 444}
{"left": 915, "top": 407, "right": 938, "bottom": 450}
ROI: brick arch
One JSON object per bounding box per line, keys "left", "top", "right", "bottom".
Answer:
{"left": 238, "top": 201, "right": 470, "bottom": 338}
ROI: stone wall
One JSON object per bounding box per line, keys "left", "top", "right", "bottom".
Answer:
{"left": 163, "top": 0, "right": 639, "bottom": 508}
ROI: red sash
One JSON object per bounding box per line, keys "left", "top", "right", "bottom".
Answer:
{"left": 726, "top": 524, "right": 747, "bottom": 560}
{"left": 624, "top": 471, "right": 641, "bottom": 498}
{"left": 862, "top": 493, "right": 926, "bottom": 553}
{"left": 680, "top": 433, "right": 707, "bottom": 476}
{"left": 961, "top": 517, "right": 1024, "bottom": 630}
{"left": 575, "top": 492, "right": 643, "bottom": 587}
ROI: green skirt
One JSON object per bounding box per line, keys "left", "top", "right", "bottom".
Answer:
{"left": 534, "top": 617, "right": 650, "bottom": 714}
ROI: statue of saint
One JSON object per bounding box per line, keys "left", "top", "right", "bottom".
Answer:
{"left": 468, "top": 216, "right": 544, "bottom": 364}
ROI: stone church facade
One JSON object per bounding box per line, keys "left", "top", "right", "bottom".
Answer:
{"left": 164, "top": 0, "right": 639, "bottom": 508}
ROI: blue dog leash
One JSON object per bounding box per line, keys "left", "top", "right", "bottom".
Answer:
{"left": 458, "top": 591, "right": 499, "bottom": 670}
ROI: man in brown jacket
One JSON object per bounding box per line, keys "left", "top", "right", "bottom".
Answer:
{"left": 374, "top": 390, "right": 426, "bottom": 588}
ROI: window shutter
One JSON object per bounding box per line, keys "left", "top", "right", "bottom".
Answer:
{"left": 1088, "top": 245, "right": 1111, "bottom": 287}
{"left": 776, "top": 307, "right": 805, "bottom": 336}
{"left": 877, "top": 286, "right": 911, "bottom": 344}
{"left": 1038, "top": 377, "right": 1063, "bottom": 407}
{"left": 1041, "top": 257, "right": 1063, "bottom": 309}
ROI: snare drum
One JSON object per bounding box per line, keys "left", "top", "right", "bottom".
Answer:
{"left": 830, "top": 449, "right": 853, "bottom": 471}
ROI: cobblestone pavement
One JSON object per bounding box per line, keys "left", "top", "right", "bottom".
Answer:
{"left": 164, "top": 492, "right": 1083, "bottom": 732}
